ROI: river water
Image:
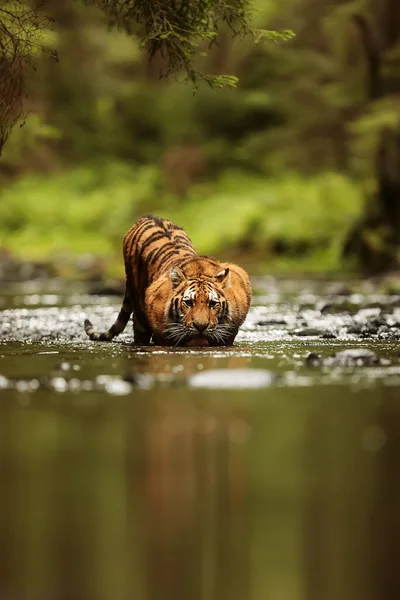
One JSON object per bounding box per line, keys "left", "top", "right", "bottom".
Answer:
{"left": 0, "top": 277, "right": 400, "bottom": 600}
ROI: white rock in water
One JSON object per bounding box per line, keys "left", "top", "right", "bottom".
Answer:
{"left": 0, "top": 375, "right": 9, "bottom": 389}
{"left": 188, "top": 369, "right": 275, "bottom": 389}
{"left": 104, "top": 378, "right": 132, "bottom": 396}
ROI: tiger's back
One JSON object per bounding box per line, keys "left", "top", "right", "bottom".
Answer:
{"left": 123, "top": 216, "right": 197, "bottom": 341}
{"left": 84, "top": 215, "right": 251, "bottom": 346}
{"left": 123, "top": 215, "right": 196, "bottom": 285}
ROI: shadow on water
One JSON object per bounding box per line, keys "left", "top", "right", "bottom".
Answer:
{"left": 1, "top": 279, "right": 400, "bottom": 600}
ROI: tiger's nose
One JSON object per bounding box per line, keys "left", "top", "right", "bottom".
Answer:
{"left": 194, "top": 321, "right": 208, "bottom": 333}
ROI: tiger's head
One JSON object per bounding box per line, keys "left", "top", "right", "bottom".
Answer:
{"left": 162, "top": 265, "right": 236, "bottom": 346}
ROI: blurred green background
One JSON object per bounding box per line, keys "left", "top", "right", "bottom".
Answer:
{"left": 1, "top": 0, "right": 399, "bottom": 278}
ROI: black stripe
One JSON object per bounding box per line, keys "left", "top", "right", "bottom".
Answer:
{"left": 127, "top": 220, "right": 156, "bottom": 258}
{"left": 109, "top": 308, "right": 131, "bottom": 335}
{"left": 135, "top": 222, "right": 159, "bottom": 249}
{"left": 140, "top": 231, "right": 169, "bottom": 255}
{"left": 169, "top": 222, "right": 184, "bottom": 231}
{"left": 155, "top": 248, "right": 185, "bottom": 270}
{"left": 147, "top": 241, "right": 174, "bottom": 266}
{"left": 165, "top": 222, "right": 172, "bottom": 238}
{"left": 169, "top": 256, "right": 197, "bottom": 271}
{"left": 150, "top": 243, "right": 195, "bottom": 268}
{"left": 173, "top": 297, "right": 180, "bottom": 319}
{"left": 136, "top": 260, "right": 144, "bottom": 295}
{"left": 127, "top": 218, "right": 151, "bottom": 251}
{"left": 173, "top": 243, "right": 196, "bottom": 252}
{"left": 132, "top": 293, "right": 149, "bottom": 331}
{"left": 172, "top": 234, "right": 193, "bottom": 245}
{"left": 197, "top": 255, "right": 220, "bottom": 265}
{"left": 126, "top": 220, "right": 154, "bottom": 277}
{"left": 168, "top": 299, "right": 174, "bottom": 320}
{"left": 220, "top": 300, "right": 229, "bottom": 321}
{"left": 130, "top": 292, "right": 142, "bottom": 326}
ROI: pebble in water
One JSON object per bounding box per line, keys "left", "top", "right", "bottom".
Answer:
{"left": 51, "top": 377, "right": 69, "bottom": 393}
{"left": 103, "top": 378, "right": 132, "bottom": 396}
{"left": 188, "top": 368, "right": 275, "bottom": 389}
{"left": 0, "top": 375, "right": 9, "bottom": 389}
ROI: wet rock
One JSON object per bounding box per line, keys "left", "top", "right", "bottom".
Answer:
{"left": 292, "top": 328, "right": 325, "bottom": 337}
{"left": 360, "top": 326, "right": 379, "bottom": 337}
{"left": 95, "top": 375, "right": 132, "bottom": 396}
{"left": 0, "top": 253, "right": 55, "bottom": 282}
{"left": 306, "top": 348, "right": 387, "bottom": 368}
{"left": 57, "top": 361, "right": 71, "bottom": 371}
{"left": 123, "top": 374, "right": 140, "bottom": 385}
{"left": 255, "top": 318, "right": 288, "bottom": 326}
{"left": 320, "top": 301, "right": 358, "bottom": 315}
{"left": 306, "top": 352, "right": 322, "bottom": 366}
{"left": 0, "top": 375, "right": 41, "bottom": 392}
{"left": 50, "top": 377, "right": 69, "bottom": 393}
{"left": 74, "top": 254, "right": 104, "bottom": 276}
{"left": 369, "top": 316, "right": 386, "bottom": 327}
{"left": 188, "top": 368, "right": 275, "bottom": 389}
{"left": 324, "top": 283, "right": 354, "bottom": 296}
{"left": 346, "top": 325, "right": 363, "bottom": 334}
{"left": 321, "top": 332, "right": 337, "bottom": 339}
{"left": 334, "top": 349, "right": 385, "bottom": 366}
{"left": 0, "top": 374, "right": 10, "bottom": 389}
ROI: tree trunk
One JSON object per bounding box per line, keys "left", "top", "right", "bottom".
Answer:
{"left": 343, "top": 6, "right": 400, "bottom": 273}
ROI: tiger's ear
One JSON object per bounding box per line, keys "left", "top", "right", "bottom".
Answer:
{"left": 170, "top": 266, "right": 185, "bottom": 288}
{"left": 215, "top": 267, "right": 230, "bottom": 288}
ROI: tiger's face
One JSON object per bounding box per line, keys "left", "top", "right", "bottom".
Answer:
{"left": 164, "top": 266, "right": 236, "bottom": 346}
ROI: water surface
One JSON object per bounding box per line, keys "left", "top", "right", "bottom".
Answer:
{"left": 1, "top": 278, "right": 400, "bottom": 600}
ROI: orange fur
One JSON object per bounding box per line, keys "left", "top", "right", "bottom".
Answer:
{"left": 84, "top": 216, "right": 251, "bottom": 346}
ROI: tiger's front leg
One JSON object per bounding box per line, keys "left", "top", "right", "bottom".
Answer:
{"left": 219, "top": 327, "right": 239, "bottom": 347}
{"left": 132, "top": 322, "right": 152, "bottom": 345}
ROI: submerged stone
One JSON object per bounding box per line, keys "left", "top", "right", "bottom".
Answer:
{"left": 320, "top": 301, "right": 359, "bottom": 315}
{"left": 255, "top": 318, "right": 288, "bottom": 326}
{"left": 306, "top": 352, "right": 322, "bottom": 367}
{"left": 306, "top": 348, "right": 387, "bottom": 368}
{"left": 188, "top": 368, "right": 275, "bottom": 389}
{"left": 292, "top": 328, "right": 325, "bottom": 337}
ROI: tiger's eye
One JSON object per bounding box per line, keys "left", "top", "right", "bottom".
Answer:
{"left": 209, "top": 300, "right": 219, "bottom": 309}
{"left": 184, "top": 298, "right": 194, "bottom": 308}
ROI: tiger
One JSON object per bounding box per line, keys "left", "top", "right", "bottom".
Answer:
{"left": 84, "top": 215, "right": 251, "bottom": 346}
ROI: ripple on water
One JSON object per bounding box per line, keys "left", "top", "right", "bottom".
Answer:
{"left": 1, "top": 280, "right": 400, "bottom": 394}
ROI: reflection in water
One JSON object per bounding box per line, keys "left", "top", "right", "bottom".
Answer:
{"left": 0, "top": 386, "right": 399, "bottom": 600}
{"left": 123, "top": 349, "right": 251, "bottom": 384}
{"left": 143, "top": 402, "right": 250, "bottom": 600}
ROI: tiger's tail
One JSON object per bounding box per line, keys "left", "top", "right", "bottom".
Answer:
{"left": 84, "top": 291, "right": 132, "bottom": 341}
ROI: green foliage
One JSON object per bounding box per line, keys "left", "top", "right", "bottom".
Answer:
{"left": 350, "top": 97, "right": 400, "bottom": 173}
{"left": 2, "top": 0, "right": 400, "bottom": 275}
{"left": 0, "top": 163, "right": 159, "bottom": 265}
{"left": 86, "top": 0, "right": 293, "bottom": 89}
{"left": 0, "top": 113, "right": 61, "bottom": 175}
{"left": 0, "top": 0, "right": 293, "bottom": 160}
{"left": 0, "top": 165, "right": 361, "bottom": 275}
